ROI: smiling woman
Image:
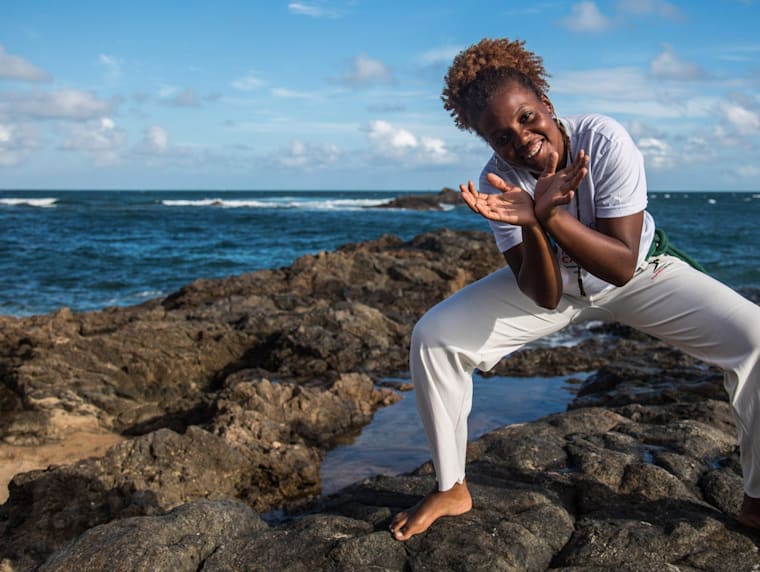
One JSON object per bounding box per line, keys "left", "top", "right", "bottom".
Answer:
{"left": 389, "top": 36, "right": 760, "bottom": 541}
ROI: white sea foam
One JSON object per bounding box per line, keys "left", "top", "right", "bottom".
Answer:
{"left": 104, "top": 289, "right": 166, "bottom": 307}
{"left": 161, "top": 197, "right": 388, "bottom": 210}
{"left": 286, "top": 198, "right": 388, "bottom": 210}
{"left": 0, "top": 197, "right": 58, "bottom": 208}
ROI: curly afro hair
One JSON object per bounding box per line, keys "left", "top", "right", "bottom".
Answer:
{"left": 442, "top": 38, "right": 550, "bottom": 135}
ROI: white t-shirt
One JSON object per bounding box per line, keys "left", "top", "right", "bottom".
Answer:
{"left": 479, "top": 113, "right": 655, "bottom": 297}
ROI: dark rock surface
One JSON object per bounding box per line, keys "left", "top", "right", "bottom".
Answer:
{"left": 1, "top": 229, "right": 758, "bottom": 571}
{"left": 374, "top": 187, "right": 465, "bottom": 210}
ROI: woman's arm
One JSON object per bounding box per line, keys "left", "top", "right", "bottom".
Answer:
{"left": 460, "top": 178, "right": 563, "bottom": 309}
{"left": 540, "top": 209, "right": 644, "bottom": 286}
{"left": 503, "top": 225, "right": 563, "bottom": 309}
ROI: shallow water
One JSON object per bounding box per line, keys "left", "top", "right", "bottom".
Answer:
{"left": 320, "top": 372, "right": 590, "bottom": 495}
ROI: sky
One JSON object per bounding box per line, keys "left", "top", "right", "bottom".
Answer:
{"left": 0, "top": 0, "right": 759, "bottom": 191}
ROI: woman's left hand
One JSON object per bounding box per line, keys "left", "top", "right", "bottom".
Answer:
{"left": 460, "top": 177, "right": 538, "bottom": 227}
{"left": 534, "top": 149, "right": 588, "bottom": 223}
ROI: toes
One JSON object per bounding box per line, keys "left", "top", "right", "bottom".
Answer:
{"left": 389, "top": 512, "right": 409, "bottom": 534}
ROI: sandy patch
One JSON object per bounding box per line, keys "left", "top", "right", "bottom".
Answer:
{"left": 0, "top": 431, "right": 126, "bottom": 503}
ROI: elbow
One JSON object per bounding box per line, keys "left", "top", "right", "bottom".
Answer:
{"left": 538, "top": 299, "right": 561, "bottom": 310}
{"left": 608, "top": 263, "right": 637, "bottom": 287}
{"left": 533, "top": 290, "right": 562, "bottom": 310}
{"left": 519, "top": 280, "right": 562, "bottom": 310}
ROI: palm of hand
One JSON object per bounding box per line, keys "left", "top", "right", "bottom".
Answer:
{"left": 476, "top": 187, "right": 536, "bottom": 225}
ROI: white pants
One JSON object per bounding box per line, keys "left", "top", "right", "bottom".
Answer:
{"left": 410, "top": 255, "right": 760, "bottom": 496}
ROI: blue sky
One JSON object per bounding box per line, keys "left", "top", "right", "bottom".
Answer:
{"left": 1, "top": 0, "right": 758, "bottom": 191}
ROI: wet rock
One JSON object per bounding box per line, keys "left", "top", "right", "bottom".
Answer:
{"left": 39, "top": 499, "right": 266, "bottom": 572}
{"left": 373, "top": 187, "right": 464, "bottom": 210}
{"left": 0, "top": 373, "right": 398, "bottom": 566}
{"left": 2, "top": 229, "right": 759, "bottom": 571}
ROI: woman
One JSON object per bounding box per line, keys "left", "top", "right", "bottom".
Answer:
{"left": 390, "top": 37, "right": 760, "bottom": 541}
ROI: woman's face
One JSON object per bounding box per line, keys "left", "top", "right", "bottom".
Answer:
{"left": 476, "top": 80, "right": 565, "bottom": 174}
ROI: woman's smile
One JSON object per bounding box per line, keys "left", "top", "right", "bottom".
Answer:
{"left": 476, "top": 80, "right": 564, "bottom": 173}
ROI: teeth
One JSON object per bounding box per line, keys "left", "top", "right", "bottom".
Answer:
{"left": 525, "top": 140, "right": 542, "bottom": 159}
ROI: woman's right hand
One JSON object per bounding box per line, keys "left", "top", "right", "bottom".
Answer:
{"left": 460, "top": 176, "right": 538, "bottom": 227}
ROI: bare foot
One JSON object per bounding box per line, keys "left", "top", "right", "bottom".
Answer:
{"left": 737, "top": 494, "right": 760, "bottom": 529}
{"left": 389, "top": 480, "right": 472, "bottom": 541}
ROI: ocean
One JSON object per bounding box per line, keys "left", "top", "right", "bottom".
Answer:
{"left": 2, "top": 189, "right": 759, "bottom": 492}
{"left": 2, "top": 190, "right": 759, "bottom": 317}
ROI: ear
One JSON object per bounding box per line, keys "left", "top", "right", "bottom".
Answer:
{"left": 540, "top": 94, "right": 555, "bottom": 117}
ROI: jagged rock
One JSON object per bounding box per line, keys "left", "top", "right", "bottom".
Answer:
{"left": 2, "top": 229, "right": 759, "bottom": 571}
{"left": 373, "top": 187, "right": 464, "bottom": 210}
{"left": 39, "top": 499, "right": 266, "bottom": 572}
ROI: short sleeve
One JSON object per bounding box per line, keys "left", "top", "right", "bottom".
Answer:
{"left": 590, "top": 128, "right": 648, "bottom": 218}
{"left": 479, "top": 159, "right": 523, "bottom": 254}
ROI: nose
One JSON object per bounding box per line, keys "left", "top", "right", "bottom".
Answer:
{"left": 513, "top": 125, "right": 532, "bottom": 151}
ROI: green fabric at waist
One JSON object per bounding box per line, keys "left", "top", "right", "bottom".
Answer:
{"left": 646, "top": 228, "right": 706, "bottom": 273}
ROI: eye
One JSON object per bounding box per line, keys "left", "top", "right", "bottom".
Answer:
{"left": 494, "top": 133, "right": 511, "bottom": 146}
{"left": 519, "top": 111, "right": 533, "bottom": 123}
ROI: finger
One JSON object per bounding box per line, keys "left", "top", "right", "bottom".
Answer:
{"left": 564, "top": 166, "right": 588, "bottom": 190}
{"left": 459, "top": 182, "right": 479, "bottom": 213}
{"left": 541, "top": 151, "right": 559, "bottom": 177}
{"left": 564, "top": 150, "right": 586, "bottom": 178}
{"left": 485, "top": 172, "right": 514, "bottom": 193}
{"left": 572, "top": 150, "right": 588, "bottom": 172}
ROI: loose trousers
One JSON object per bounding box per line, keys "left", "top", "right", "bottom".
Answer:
{"left": 410, "top": 255, "right": 760, "bottom": 496}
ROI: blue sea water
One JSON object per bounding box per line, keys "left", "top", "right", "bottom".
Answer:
{"left": 1, "top": 189, "right": 758, "bottom": 317}
{"left": 2, "top": 189, "right": 759, "bottom": 492}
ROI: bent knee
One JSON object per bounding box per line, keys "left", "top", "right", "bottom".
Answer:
{"left": 411, "top": 310, "right": 446, "bottom": 352}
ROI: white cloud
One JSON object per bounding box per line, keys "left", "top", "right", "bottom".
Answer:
{"left": 0, "top": 121, "right": 41, "bottom": 166}
{"left": 560, "top": 1, "right": 683, "bottom": 34}
{"left": 368, "top": 120, "right": 416, "bottom": 149}
{"left": 270, "top": 87, "right": 319, "bottom": 99}
{"left": 365, "top": 120, "right": 453, "bottom": 166}
{"left": 137, "top": 126, "right": 169, "bottom": 154}
{"left": 277, "top": 139, "right": 340, "bottom": 168}
{"left": 0, "top": 89, "right": 111, "bottom": 120}
{"left": 650, "top": 45, "right": 704, "bottom": 81}
{"left": 0, "top": 44, "right": 50, "bottom": 82}
{"left": 625, "top": 119, "right": 663, "bottom": 140}
{"left": 617, "top": 0, "right": 684, "bottom": 21}
{"left": 417, "top": 45, "right": 462, "bottom": 67}
{"left": 551, "top": 66, "right": 720, "bottom": 119}
{"left": 163, "top": 88, "right": 201, "bottom": 107}
{"left": 719, "top": 101, "right": 760, "bottom": 136}
{"left": 560, "top": 2, "right": 613, "bottom": 32}
{"left": 288, "top": 2, "right": 339, "bottom": 18}
{"left": 147, "top": 126, "right": 168, "bottom": 152}
{"left": 59, "top": 117, "right": 127, "bottom": 165}
{"left": 636, "top": 136, "right": 675, "bottom": 169}
{"left": 553, "top": 67, "right": 650, "bottom": 99}
{"left": 737, "top": 165, "right": 760, "bottom": 178}
{"left": 340, "top": 54, "right": 392, "bottom": 87}
{"left": 231, "top": 73, "right": 265, "bottom": 91}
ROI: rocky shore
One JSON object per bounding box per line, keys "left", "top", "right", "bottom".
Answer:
{"left": 1, "top": 229, "right": 758, "bottom": 571}
{"left": 373, "top": 187, "right": 464, "bottom": 210}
